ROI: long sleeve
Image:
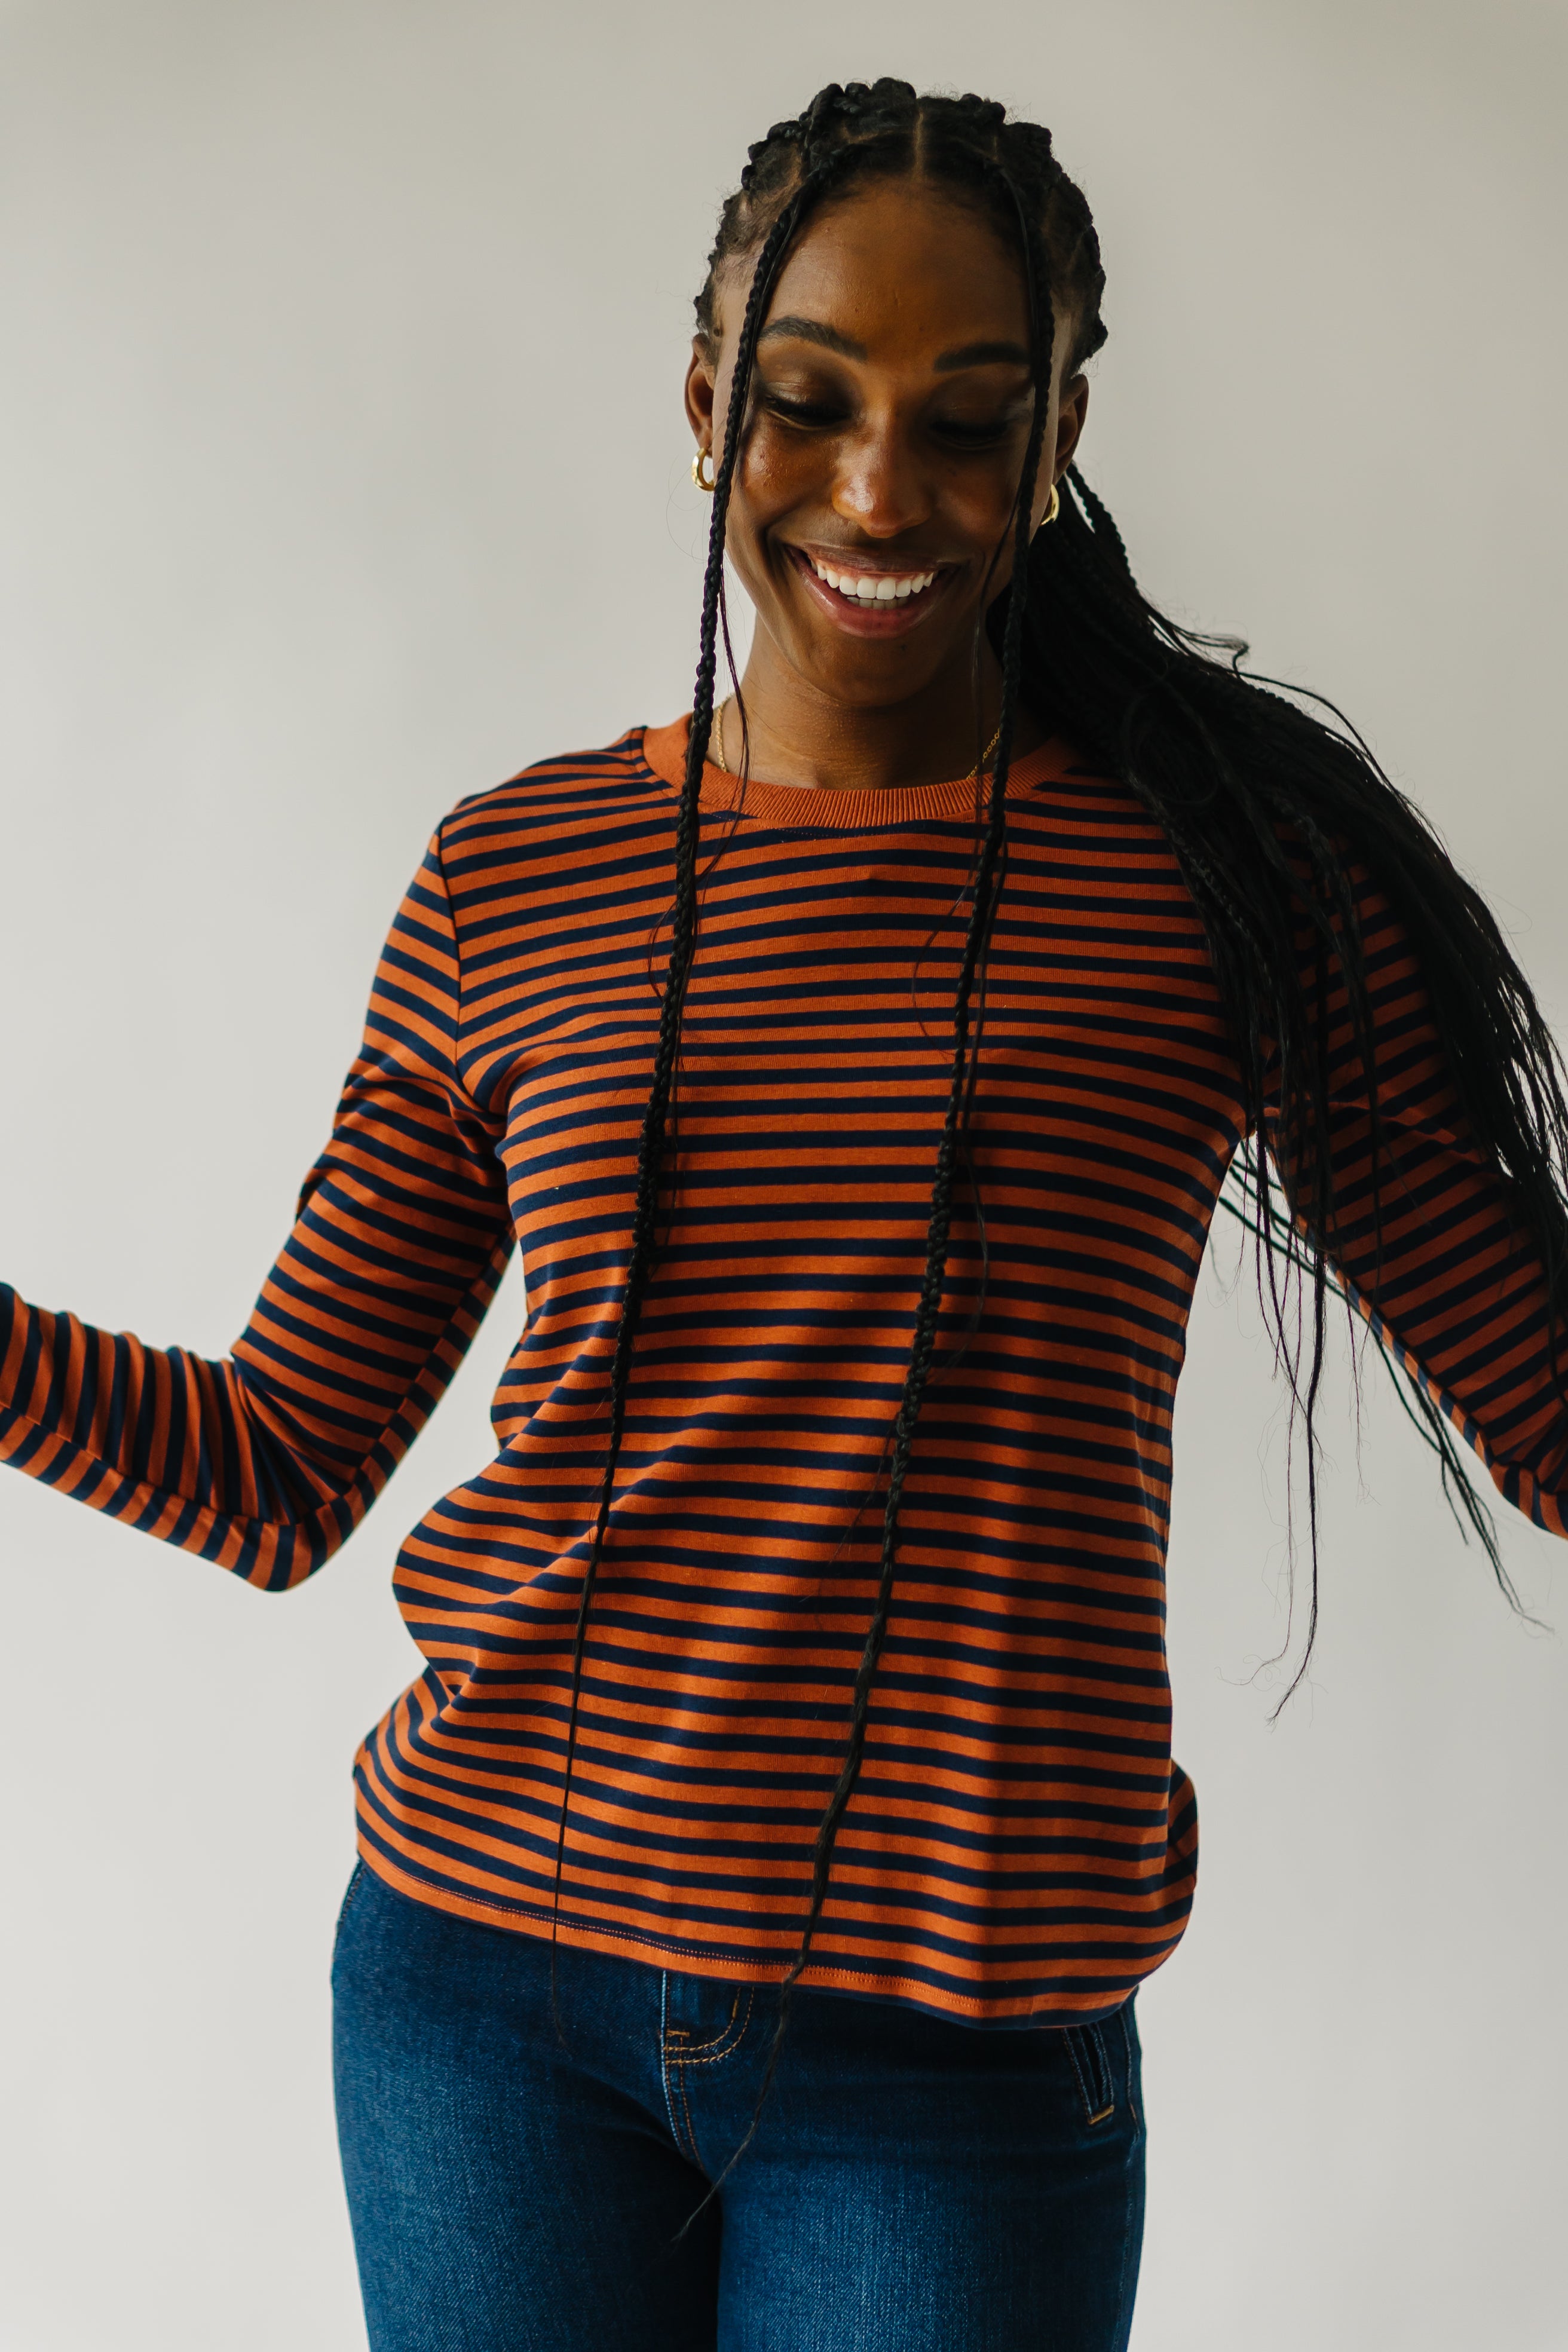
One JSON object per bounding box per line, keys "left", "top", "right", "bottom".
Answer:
{"left": 0, "top": 829, "right": 513, "bottom": 1591}
{"left": 1265, "top": 867, "right": 1568, "bottom": 1539}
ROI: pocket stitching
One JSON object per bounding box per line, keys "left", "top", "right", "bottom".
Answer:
{"left": 1064, "top": 2022, "right": 1116, "bottom": 2127}
{"left": 1118, "top": 2004, "right": 1141, "bottom": 2130}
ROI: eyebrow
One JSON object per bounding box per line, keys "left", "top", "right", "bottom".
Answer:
{"left": 755, "top": 317, "right": 1031, "bottom": 373}
{"left": 757, "top": 316, "right": 865, "bottom": 359}
{"left": 933, "top": 339, "right": 1031, "bottom": 373}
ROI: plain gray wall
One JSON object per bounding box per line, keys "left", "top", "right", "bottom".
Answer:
{"left": 1, "top": 2, "right": 1564, "bottom": 2346}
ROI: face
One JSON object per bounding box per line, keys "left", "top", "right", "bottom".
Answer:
{"left": 684, "top": 177, "right": 1089, "bottom": 716}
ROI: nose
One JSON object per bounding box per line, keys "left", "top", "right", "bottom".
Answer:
{"left": 830, "top": 414, "right": 932, "bottom": 540}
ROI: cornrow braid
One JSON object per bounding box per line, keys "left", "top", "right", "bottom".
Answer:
{"left": 696, "top": 80, "right": 1107, "bottom": 376}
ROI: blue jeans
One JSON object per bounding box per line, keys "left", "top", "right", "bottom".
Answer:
{"left": 332, "top": 1863, "right": 1145, "bottom": 2351}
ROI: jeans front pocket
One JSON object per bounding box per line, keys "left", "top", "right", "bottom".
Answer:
{"left": 1063, "top": 2019, "right": 1117, "bottom": 2127}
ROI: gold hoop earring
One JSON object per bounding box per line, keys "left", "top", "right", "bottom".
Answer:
{"left": 1042, "top": 482, "right": 1061, "bottom": 527}
{"left": 692, "top": 448, "right": 716, "bottom": 493}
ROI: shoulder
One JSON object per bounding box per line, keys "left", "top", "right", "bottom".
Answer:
{"left": 437, "top": 726, "right": 667, "bottom": 847}
{"left": 1011, "top": 739, "right": 1193, "bottom": 869}
{"left": 425, "top": 725, "right": 675, "bottom": 889}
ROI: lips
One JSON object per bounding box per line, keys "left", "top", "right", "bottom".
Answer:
{"left": 807, "top": 554, "right": 940, "bottom": 605}
{"left": 786, "top": 544, "right": 958, "bottom": 638}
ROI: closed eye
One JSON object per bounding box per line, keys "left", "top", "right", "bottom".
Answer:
{"left": 759, "top": 388, "right": 1019, "bottom": 451}
{"left": 933, "top": 416, "right": 1015, "bottom": 448}
{"left": 760, "top": 390, "right": 849, "bottom": 429}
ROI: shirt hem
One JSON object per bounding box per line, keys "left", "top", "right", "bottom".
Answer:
{"left": 353, "top": 1830, "right": 1162, "bottom": 2031}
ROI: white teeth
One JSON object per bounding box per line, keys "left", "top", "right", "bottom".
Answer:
{"left": 809, "top": 556, "right": 938, "bottom": 605}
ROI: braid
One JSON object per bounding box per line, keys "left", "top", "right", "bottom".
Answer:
{"left": 548, "top": 171, "right": 834, "bottom": 1948}
{"left": 765, "top": 157, "right": 1057, "bottom": 2011}
{"left": 696, "top": 82, "right": 1107, "bottom": 375}
{"left": 672, "top": 110, "right": 1073, "bottom": 2203}
{"left": 1009, "top": 448, "right": 1564, "bottom": 1702}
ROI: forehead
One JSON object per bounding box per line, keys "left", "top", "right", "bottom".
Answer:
{"left": 722, "top": 178, "right": 1029, "bottom": 360}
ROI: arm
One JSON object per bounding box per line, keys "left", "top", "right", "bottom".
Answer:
{"left": 1266, "top": 869, "right": 1567, "bottom": 1538}
{"left": 0, "top": 829, "right": 512, "bottom": 1590}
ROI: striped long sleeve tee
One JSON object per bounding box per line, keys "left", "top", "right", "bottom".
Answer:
{"left": 4, "top": 719, "right": 1564, "bottom": 2023}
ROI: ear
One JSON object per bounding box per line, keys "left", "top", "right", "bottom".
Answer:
{"left": 1052, "top": 372, "right": 1091, "bottom": 486}
{"left": 685, "top": 336, "right": 718, "bottom": 452}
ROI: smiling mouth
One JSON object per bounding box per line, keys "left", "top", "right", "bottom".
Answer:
{"left": 804, "top": 552, "right": 945, "bottom": 605}
{"left": 786, "top": 544, "right": 959, "bottom": 630}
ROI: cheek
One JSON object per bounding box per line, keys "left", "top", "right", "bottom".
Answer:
{"left": 951, "top": 472, "right": 1019, "bottom": 536}
{"left": 964, "top": 428, "right": 1042, "bottom": 523}
{"left": 737, "top": 424, "right": 820, "bottom": 522}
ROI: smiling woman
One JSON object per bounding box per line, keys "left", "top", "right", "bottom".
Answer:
{"left": 687, "top": 173, "right": 1085, "bottom": 773}
{"left": 3, "top": 72, "right": 1566, "bottom": 2352}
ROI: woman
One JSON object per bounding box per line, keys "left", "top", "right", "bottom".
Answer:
{"left": 3, "top": 76, "right": 1564, "bottom": 2352}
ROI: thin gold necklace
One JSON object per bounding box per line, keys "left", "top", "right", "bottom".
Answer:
{"left": 709, "top": 699, "right": 1002, "bottom": 781}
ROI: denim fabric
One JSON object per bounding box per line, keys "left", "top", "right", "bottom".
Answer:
{"left": 332, "top": 1863, "right": 1145, "bottom": 2352}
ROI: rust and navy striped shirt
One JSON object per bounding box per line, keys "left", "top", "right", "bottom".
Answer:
{"left": 4, "top": 718, "right": 1564, "bottom": 2022}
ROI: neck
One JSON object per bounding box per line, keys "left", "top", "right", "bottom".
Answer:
{"left": 712, "top": 625, "right": 1046, "bottom": 791}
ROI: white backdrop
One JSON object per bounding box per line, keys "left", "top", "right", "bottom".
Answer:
{"left": 1, "top": 3, "right": 1564, "bottom": 2346}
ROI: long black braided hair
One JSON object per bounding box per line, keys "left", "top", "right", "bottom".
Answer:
{"left": 553, "top": 80, "right": 1568, "bottom": 2098}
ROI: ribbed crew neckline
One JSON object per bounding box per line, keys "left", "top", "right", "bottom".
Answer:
{"left": 641, "top": 715, "right": 1075, "bottom": 831}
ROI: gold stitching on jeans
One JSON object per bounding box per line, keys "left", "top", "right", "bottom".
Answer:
{"left": 662, "top": 1988, "right": 754, "bottom": 2164}
{"left": 677, "top": 1988, "right": 754, "bottom": 2066}
{"left": 1064, "top": 2023, "right": 1117, "bottom": 2127}
{"left": 678, "top": 1989, "right": 742, "bottom": 2059}
{"left": 677, "top": 2065, "right": 699, "bottom": 2159}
